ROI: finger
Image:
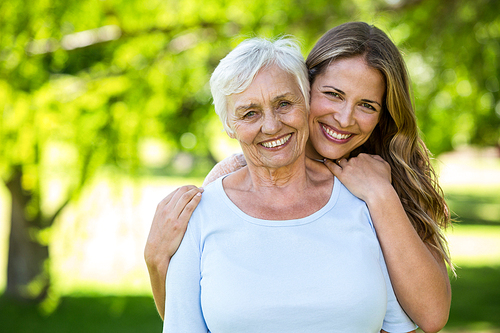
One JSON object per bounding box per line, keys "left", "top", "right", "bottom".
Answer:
{"left": 157, "top": 188, "right": 179, "bottom": 207}
{"left": 160, "top": 185, "right": 200, "bottom": 209}
{"left": 155, "top": 186, "right": 201, "bottom": 225}
{"left": 323, "top": 158, "right": 343, "bottom": 176}
{"left": 177, "top": 192, "right": 202, "bottom": 227}
{"left": 167, "top": 193, "right": 200, "bottom": 242}
{"left": 336, "top": 158, "right": 347, "bottom": 167}
{"left": 164, "top": 191, "right": 202, "bottom": 257}
{"left": 369, "top": 155, "right": 391, "bottom": 171}
{"left": 170, "top": 187, "right": 204, "bottom": 218}
{"left": 369, "top": 154, "right": 386, "bottom": 163}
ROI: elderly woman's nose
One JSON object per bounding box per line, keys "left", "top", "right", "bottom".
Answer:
{"left": 333, "top": 104, "right": 355, "bottom": 128}
{"left": 261, "top": 112, "right": 282, "bottom": 134}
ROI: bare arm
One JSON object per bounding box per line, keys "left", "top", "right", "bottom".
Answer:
{"left": 203, "top": 153, "right": 247, "bottom": 186}
{"left": 145, "top": 153, "right": 247, "bottom": 319}
{"left": 144, "top": 185, "right": 203, "bottom": 319}
{"left": 326, "top": 154, "right": 451, "bottom": 333}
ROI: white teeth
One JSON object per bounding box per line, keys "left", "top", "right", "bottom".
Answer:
{"left": 261, "top": 134, "right": 292, "bottom": 148}
{"left": 323, "top": 125, "right": 352, "bottom": 140}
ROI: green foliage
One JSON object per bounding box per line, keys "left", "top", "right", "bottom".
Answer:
{"left": 394, "top": 0, "right": 500, "bottom": 153}
{"left": 1, "top": 0, "right": 498, "bottom": 185}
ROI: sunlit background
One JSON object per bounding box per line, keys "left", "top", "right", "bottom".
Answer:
{"left": 1, "top": 0, "right": 499, "bottom": 332}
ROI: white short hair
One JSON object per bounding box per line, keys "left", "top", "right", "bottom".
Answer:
{"left": 209, "top": 37, "right": 310, "bottom": 135}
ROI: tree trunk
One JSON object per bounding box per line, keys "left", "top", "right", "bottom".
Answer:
{"left": 5, "top": 170, "right": 49, "bottom": 302}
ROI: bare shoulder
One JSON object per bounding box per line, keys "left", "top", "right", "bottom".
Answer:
{"left": 221, "top": 166, "right": 250, "bottom": 191}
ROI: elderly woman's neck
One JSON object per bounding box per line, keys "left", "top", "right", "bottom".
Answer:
{"left": 222, "top": 155, "right": 333, "bottom": 220}
{"left": 249, "top": 164, "right": 308, "bottom": 189}
{"left": 230, "top": 157, "right": 310, "bottom": 191}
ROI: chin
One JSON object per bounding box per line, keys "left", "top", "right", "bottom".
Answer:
{"left": 317, "top": 146, "right": 348, "bottom": 160}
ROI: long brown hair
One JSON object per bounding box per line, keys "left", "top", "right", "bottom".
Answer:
{"left": 307, "top": 22, "right": 453, "bottom": 269}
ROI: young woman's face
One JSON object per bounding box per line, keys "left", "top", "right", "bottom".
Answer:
{"left": 307, "top": 56, "right": 385, "bottom": 160}
{"left": 227, "top": 65, "right": 309, "bottom": 170}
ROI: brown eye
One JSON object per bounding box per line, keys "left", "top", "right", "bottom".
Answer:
{"left": 361, "top": 103, "right": 376, "bottom": 111}
{"left": 326, "top": 91, "right": 341, "bottom": 98}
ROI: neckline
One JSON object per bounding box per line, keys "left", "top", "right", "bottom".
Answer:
{"left": 215, "top": 175, "right": 340, "bottom": 227}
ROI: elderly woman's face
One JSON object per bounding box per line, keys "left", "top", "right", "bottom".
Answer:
{"left": 308, "top": 56, "right": 385, "bottom": 160}
{"left": 227, "top": 66, "right": 309, "bottom": 169}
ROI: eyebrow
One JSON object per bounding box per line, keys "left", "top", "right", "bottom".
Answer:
{"left": 361, "top": 98, "right": 382, "bottom": 107}
{"left": 271, "top": 93, "right": 294, "bottom": 102}
{"left": 234, "top": 103, "right": 259, "bottom": 113}
{"left": 324, "top": 85, "right": 382, "bottom": 107}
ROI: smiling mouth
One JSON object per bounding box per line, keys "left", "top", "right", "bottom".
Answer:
{"left": 261, "top": 134, "right": 292, "bottom": 148}
{"left": 321, "top": 124, "right": 352, "bottom": 140}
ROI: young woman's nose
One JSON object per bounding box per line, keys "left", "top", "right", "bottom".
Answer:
{"left": 333, "top": 103, "right": 355, "bottom": 128}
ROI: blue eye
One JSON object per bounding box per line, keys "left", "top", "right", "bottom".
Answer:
{"left": 244, "top": 111, "right": 256, "bottom": 118}
{"left": 279, "top": 101, "right": 290, "bottom": 108}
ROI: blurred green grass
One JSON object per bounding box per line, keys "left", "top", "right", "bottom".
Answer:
{"left": 445, "top": 266, "right": 500, "bottom": 333}
{"left": 2, "top": 267, "right": 499, "bottom": 333}
{"left": 2, "top": 266, "right": 499, "bottom": 333}
{"left": 0, "top": 295, "right": 162, "bottom": 333}
{"left": 445, "top": 185, "right": 500, "bottom": 226}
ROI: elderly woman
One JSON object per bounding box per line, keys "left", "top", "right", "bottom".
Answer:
{"left": 161, "top": 37, "right": 416, "bottom": 332}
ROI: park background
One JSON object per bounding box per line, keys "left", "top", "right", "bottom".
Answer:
{"left": 1, "top": 0, "right": 499, "bottom": 331}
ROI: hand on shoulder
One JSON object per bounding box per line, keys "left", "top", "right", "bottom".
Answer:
{"left": 324, "top": 153, "right": 393, "bottom": 203}
{"left": 144, "top": 185, "right": 203, "bottom": 271}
